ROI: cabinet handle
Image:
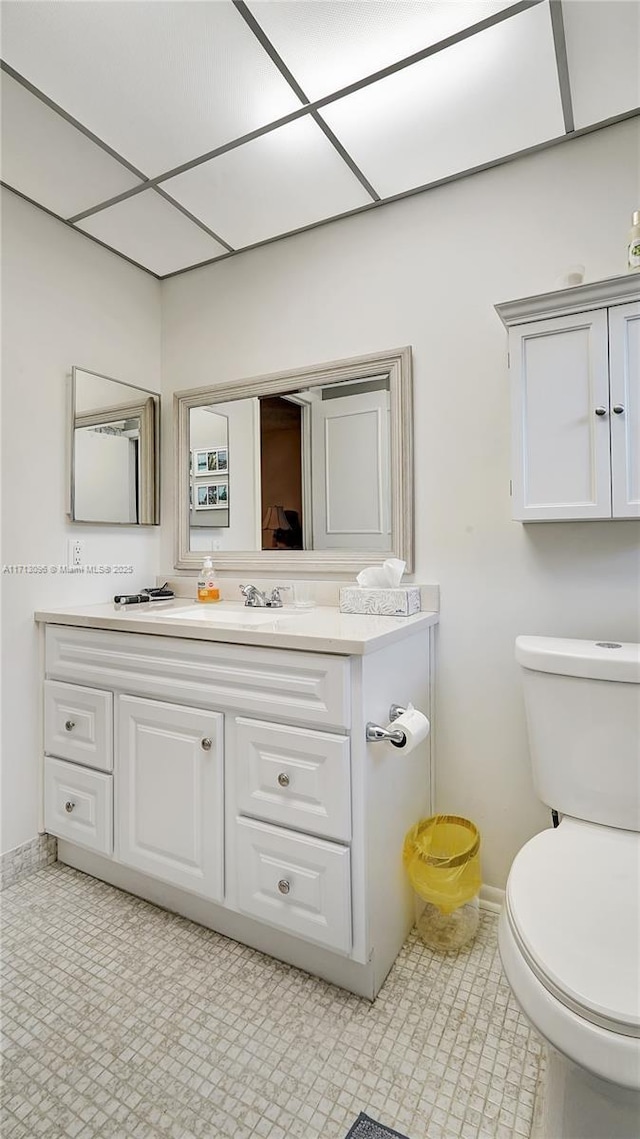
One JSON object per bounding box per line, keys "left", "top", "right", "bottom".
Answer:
{"left": 201, "top": 737, "right": 213, "bottom": 751}
{"left": 594, "top": 407, "right": 607, "bottom": 417}
{"left": 277, "top": 772, "right": 290, "bottom": 788}
{"left": 277, "top": 879, "right": 291, "bottom": 895}
{"left": 64, "top": 720, "right": 75, "bottom": 731}
{"left": 612, "top": 405, "right": 625, "bottom": 415}
{"left": 64, "top": 801, "right": 75, "bottom": 813}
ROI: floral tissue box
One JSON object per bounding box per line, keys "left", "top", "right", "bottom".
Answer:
{"left": 339, "top": 586, "right": 421, "bottom": 617}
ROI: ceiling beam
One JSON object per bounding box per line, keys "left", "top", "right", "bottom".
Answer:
{"left": 549, "top": 1, "right": 575, "bottom": 134}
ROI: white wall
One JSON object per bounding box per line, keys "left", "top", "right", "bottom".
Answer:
{"left": 162, "top": 121, "right": 640, "bottom": 890}
{"left": 0, "top": 190, "right": 161, "bottom": 855}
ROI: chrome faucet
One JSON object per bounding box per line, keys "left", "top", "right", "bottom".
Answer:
{"left": 239, "top": 584, "right": 290, "bottom": 608}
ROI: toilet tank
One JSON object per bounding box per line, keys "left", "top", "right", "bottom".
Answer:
{"left": 516, "top": 637, "right": 640, "bottom": 832}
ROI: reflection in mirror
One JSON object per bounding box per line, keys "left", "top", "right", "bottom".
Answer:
{"left": 189, "top": 407, "right": 230, "bottom": 546}
{"left": 71, "top": 368, "right": 159, "bottom": 525}
{"left": 175, "top": 347, "right": 412, "bottom": 573}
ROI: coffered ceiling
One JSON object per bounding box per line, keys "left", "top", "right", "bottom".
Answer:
{"left": 1, "top": 0, "right": 638, "bottom": 279}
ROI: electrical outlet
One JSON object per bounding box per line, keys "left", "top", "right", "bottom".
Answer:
{"left": 67, "top": 538, "right": 83, "bottom": 567}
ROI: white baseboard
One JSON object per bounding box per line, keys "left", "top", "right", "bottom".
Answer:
{"left": 480, "top": 884, "right": 505, "bottom": 913}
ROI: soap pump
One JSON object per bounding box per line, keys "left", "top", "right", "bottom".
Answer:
{"left": 197, "top": 556, "right": 220, "bottom": 603}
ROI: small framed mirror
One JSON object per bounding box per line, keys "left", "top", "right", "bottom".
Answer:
{"left": 70, "top": 367, "right": 160, "bottom": 525}
{"left": 175, "top": 347, "right": 413, "bottom": 573}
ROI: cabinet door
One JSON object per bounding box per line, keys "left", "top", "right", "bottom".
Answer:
{"left": 609, "top": 301, "right": 640, "bottom": 519}
{"left": 117, "top": 695, "right": 223, "bottom": 901}
{"left": 510, "top": 310, "right": 611, "bottom": 520}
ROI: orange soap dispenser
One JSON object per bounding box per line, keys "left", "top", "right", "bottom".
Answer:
{"left": 197, "top": 555, "right": 220, "bottom": 603}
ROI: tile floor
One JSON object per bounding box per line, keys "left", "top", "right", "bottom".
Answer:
{"left": 1, "top": 864, "right": 542, "bottom": 1139}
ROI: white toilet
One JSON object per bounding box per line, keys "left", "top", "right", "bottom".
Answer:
{"left": 499, "top": 636, "right": 640, "bottom": 1139}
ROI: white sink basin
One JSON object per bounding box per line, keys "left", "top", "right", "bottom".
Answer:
{"left": 158, "top": 605, "right": 302, "bottom": 625}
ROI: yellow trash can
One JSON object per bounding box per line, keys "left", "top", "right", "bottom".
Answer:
{"left": 403, "top": 815, "right": 481, "bottom": 952}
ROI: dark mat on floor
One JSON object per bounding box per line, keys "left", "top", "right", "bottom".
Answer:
{"left": 345, "top": 1113, "right": 410, "bottom": 1139}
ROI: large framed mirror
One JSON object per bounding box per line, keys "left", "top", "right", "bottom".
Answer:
{"left": 70, "top": 367, "right": 160, "bottom": 525}
{"left": 175, "top": 347, "right": 413, "bottom": 573}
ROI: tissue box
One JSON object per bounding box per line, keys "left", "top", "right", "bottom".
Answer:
{"left": 339, "top": 586, "right": 421, "bottom": 617}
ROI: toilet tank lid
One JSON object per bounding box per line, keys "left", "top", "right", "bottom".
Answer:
{"left": 516, "top": 636, "right": 640, "bottom": 683}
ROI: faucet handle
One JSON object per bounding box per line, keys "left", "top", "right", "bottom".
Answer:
{"left": 269, "top": 586, "right": 290, "bottom": 606}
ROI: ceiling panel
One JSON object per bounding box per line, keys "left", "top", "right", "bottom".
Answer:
{"left": 563, "top": 1, "right": 640, "bottom": 129}
{"left": 0, "top": 1, "right": 302, "bottom": 177}
{"left": 75, "top": 191, "right": 228, "bottom": 277}
{"left": 320, "top": 3, "right": 564, "bottom": 198}
{"left": 246, "top": 0, "right": 515, "bottom": 101}
{"left": 1, "top": 72, "right": 142, "bottom": 218}
{"left": 163, "top": 117, "right": 372, "bottom": 249}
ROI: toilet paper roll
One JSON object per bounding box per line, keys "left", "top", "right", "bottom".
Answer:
{"left": 388, "top": 705, "right": 430, "bottom": 753}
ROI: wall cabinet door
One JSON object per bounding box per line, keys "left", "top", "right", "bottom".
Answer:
{"left": 117, "top": 695, "right": 223, "bottom": 901}
{"left": 510, "top": 309, "right": 612, "bottom": 520}
{"left": 609, "top": 301, "right": 640, "bottom": 519}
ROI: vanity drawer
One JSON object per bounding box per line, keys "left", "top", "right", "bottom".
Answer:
{"left": 44, "top": 680, "right": 113, "bottom": 772}
{"left": 236, "top": 718, "right": 351, "bottom": 841}
{"left": 44, "top": 756, "right": 113, "bottom": 855}
{"left": 235, "top": 817, "right": 351, "bottom": 953}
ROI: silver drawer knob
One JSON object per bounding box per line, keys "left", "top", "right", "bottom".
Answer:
{"left": 201, "top": 737, "right": 212, "bottom": 751}
{"left": 612, "top": 405, "right": 625, "bottom": 415}
{"left": 594, "top": 407, "right": 607, "bottom": 417}
{"left": 277, "top": 772, "right": 290, "bottom": 788}
{"left": 277, "top": 879, "right": 290, "bottom": 895}
{"left": 64, "top": 801, "right": 75, "bottom": 813}
{"left": 64, "top": 720, "right": 75, "bottom": 732}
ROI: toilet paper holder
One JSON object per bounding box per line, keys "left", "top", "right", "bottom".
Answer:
{"left": 366, "top": 704, "right": 407, "bottom": 747}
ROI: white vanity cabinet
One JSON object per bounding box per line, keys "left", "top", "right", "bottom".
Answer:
{"left": 39, "top": 610, "right": 435, "bottom": 999}
{"left": 496, "top": 276, "right": 639, "bottom": 522}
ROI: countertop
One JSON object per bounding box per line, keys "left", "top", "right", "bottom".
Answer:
{"left": 34, "top": 599, "right": 438, "bottom": 656}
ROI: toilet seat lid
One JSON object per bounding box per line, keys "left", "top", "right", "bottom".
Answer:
{"left": 506, "top": 819, "right": 640, "bottom": 1037}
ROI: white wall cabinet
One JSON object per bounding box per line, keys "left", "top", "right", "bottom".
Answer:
{"left": 496, "top": 277, "right": 639, "bottom": 522}
{"left": 41, "top": 621, "right": 433, "bottom": 999}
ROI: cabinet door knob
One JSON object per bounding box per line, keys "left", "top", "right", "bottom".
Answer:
{"left": 64, "top": 720, "right": 75, "bottom": 731}
{"left": 612, "top": 405, "right": 625, "bottom": 415}
{"left": 201, "top": 737, "right": 213, "bottom": 751}
{"left": 277, "top": 879, "right": 291, "bottom": 895}
{"left": 277, "top": 772, "right": 290, "bottom": 788}
{"left": 64, "top": 801, "right": 75, "bottom": 813}
{"left": 594, "top": 407, "right": 607, "bottom": 417}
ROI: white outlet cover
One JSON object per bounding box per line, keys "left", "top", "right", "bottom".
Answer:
{"left": 67, "top": 538, "right": 83, "bottom": 566}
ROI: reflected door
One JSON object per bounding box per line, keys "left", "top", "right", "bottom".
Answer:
{"left": 311, "top": 389, "right": 391, "bottom": 549}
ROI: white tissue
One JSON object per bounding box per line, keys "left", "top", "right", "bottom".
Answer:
{"left": 356, "top": 558, "right": 406, "bottom": 588}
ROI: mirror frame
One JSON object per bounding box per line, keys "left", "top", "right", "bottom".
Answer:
{"left": 69, "top": 366, "right": 160, "bottom": 525}
{"left": 174, "top": 347, "right": 413, "bottom": 574}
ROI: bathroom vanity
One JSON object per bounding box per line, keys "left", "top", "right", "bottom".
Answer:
{"left": 35, "top": 601, "right": 437, "bottom": 998}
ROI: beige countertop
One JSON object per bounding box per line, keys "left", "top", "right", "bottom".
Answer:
{"left": 34, "top": 599, "right": 438, "bottom": 656}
